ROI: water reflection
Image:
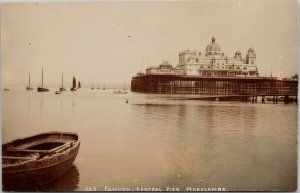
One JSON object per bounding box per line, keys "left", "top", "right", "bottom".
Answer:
{"left": 26, "top": 91, "right": 32, "bottom": 113}
{"left": 243, "top": 106, "right": 257, "bottom": 130}
{"left": 3, "top": 164, "right": 80, "bottom": 192}
{"left": 130, "top": 101, "right": 260, "bottom": 189}
{"left": 3, "top": 90, "right": 297, "bottom": 191}
{"left": 40, "top": 94, "right": 44, "bottom": 114}
{"left": 176, "top": 104, "right": 187, "bottom": 129}
{"left": 44, "top": 164, "right": 80, "bottom": 191}
{"left": 60, "top": 97, "right": 64, "bottom": 111}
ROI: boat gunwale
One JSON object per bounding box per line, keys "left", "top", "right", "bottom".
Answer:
{"left": 2, "top": 131, "right": 79, "bottom": 147}
{"left": 3, "top": 142, "right": 80, "bottom": 173}
{"left": 2, "top": 132, "right": 80, "bottom": 170}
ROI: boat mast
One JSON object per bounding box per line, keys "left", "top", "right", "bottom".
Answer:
{"left": 29, "top": 72, "right": 31, "bottom": 88}
{"left": 41, "top": 68, "right": 44, "bottom": 87}
{"left": 62, "top": 72, "right": 64, "bottom": 88}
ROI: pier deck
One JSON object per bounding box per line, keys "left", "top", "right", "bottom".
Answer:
{"left": 131, "top": 75, "right": 298, "bottom": 97}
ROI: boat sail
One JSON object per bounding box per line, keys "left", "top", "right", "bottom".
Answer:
{"left": 37, "top": 68, "right": 49, "bottom": 92}
{"left": 26, "top": 73, "right": 33, "bottom": 91}
{"left": 59, "top": 72, "right": 66, "bottom": 91}
{"left": 70, "top": 76, "right": 77, "bottom": 92}
{"left": 78, "top": 81, "right": 81, "bottom": 89}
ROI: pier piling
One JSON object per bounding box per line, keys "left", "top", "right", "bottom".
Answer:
{"left": 131, "top": 75, "right": 298, "bottom": 103}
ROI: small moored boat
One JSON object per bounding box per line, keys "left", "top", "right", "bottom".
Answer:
{"left": 59, "top": 72, "right": 67, "bottom": 92}
{"left": 70, "top": 75, "right": 77, "bottom": 92}
{"left": 113, "top": 89, "right": 128, "bottom": 94}
{"left": 26, "top": 72, "right": 34, "bottom": 91}
{"left": 113, "top": 82, "right": 128, "bottom": 94}
{"left": 37, "top": 68, "right": 49, "bottom": 92}
{"left": 2, "top": 132, "right": 80, "bottom": 186}
{"left": 78, "top": 81, "right": 81, "bottom": 89}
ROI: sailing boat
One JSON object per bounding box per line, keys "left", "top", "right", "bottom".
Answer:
{"left": 55, "top": 90, "right": 62, "bottom": 94}
{"left": 56, "top": 73, "right": 65, "bottom": 94}
{"left": 113, "top": 82, "right": 128, "bottom": 94}
{"left": 103, "top": 83, "right": 106, "bottom": 90}
{"left": 59, "top": 72, "right": 66, "bottom": 91}
{"left": 37, "top": 68, "right": 49, "bottom": 92}
{"left": 78, "top": 81, "right": 81, "bottom": 89}
{"left": 26, "top": 72, "right": 34, "bottom": 91}
{"left": 91, "top": 83, "right": 94, "bottom": 90}
{"left": 70, "top": 75, "right": 77, "bottom": 92}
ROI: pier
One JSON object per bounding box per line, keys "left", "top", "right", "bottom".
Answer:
{"left": 131, "top": 75, "right": 298, "bottom": 102}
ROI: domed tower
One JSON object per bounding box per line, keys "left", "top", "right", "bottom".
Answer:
{"left": 234, "top": 50, "right": 242, "bottom": 60}
{"left": 205, "top": 36, "right": 222, "bottom": 57}
{"left": 246, "top": 47, "right": 256, "bottom": 64}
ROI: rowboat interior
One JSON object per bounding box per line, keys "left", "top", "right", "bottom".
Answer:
{"left": 3, "top": 132, "right": 79, "bottom": 166}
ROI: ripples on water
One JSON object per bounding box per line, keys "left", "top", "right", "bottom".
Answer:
{"left": 3, "top": 164, "right": 79, "bottom": 191}
{"left": 2, "top": 88, "right": 297, "bottom": 191}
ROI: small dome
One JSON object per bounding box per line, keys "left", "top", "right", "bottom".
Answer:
{"left": 235, "top": 50, "right": 241, "bottom": 55}
{"left": 248, "top": 47, "right": 255, "bottom": 53}
{"left": 206, "top": 36, "right": 221, "bottom": 52}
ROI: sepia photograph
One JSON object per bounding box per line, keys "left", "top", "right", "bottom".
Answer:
{"left": 1, "top": 0, "right": 298, "bottom": 191}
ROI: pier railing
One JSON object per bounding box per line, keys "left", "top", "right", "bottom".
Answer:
{"left": 131, "top": 75, "right": 298, "bottom": 96}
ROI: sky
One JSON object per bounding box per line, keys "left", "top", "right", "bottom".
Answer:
{"left": 1, "top": 0, "right": 298, "bottom": 87}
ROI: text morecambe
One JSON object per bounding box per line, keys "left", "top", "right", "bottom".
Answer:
{"left": 145, "top": 36, "right": 259, "bottom": 78}
{"left": 186, "top": 187, "right": 227, "bottom": 191}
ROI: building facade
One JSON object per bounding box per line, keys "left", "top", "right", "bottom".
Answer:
{"left": 145, "top": 61, "right": 182, "bottom": 75}
{"left": 145, "top": 36, "right": 259, "bottom": 77}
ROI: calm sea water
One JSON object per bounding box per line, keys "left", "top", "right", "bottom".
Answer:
{"left": 2, "top": 88, "right": 297, "bottom": 191}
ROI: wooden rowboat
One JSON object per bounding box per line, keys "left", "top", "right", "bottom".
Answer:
{"left": 2, "top": 132, "right": 80, "bottom": 187}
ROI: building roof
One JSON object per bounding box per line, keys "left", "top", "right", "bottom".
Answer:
{"left": 159, "top": 61, "right": 172, "bottom": 67}
{"left": 206, "top": 36, "right": 221, "bottom": 52}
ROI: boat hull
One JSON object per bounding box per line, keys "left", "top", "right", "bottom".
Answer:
{"left": 26, "top": 87, "right": 34, "bottom": 91}
{"left": 2, "top": 132, "right": 80, "bottom": 187}
{"left": 37, "top": 87, "right": 49, "bottom": 92}
{"left": 3, "top": 145, "right": 79, "bottom": 187}
{"left": 113, "top": 90, "right": 128, "bottom": 94}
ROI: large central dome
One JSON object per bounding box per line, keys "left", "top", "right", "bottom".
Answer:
{"left": 205, "top": 36, "right": 222, "bottom": 57}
